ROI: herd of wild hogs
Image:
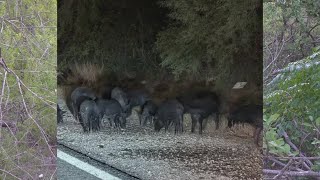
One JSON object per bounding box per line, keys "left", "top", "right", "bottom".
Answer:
{"left": 58, "top": 86, "right": 263, "bottom": 145}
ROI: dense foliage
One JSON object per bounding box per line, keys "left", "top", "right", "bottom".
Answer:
{"left": 58, "top": 0, "right": 165, "bottom": 78}
{"left": 0, "top": 0, "right": 57, "bottom": 178}
{"left": 156, "top": 0, "right": 262, "bottom": 89}
{"left": 263, "top": 0, "right": 320, "bottom": 177}
{"left": 58, "top": 0, "right": 262, "bottom": 92}
{"left": 264, "top": 48, "right": 320, "bottom": 158}
{"left": 263, "top": 0, "right": 320, "bottom": 84}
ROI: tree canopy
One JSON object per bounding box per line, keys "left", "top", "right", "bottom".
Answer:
{"left": 156, "top": 0, "right": 262, "bottom": 89}
{"left": 0, "top": 0, "right": 56, "bottom": 178}
{"left": 58, "top": 0, "right": 262, "bottom": 92}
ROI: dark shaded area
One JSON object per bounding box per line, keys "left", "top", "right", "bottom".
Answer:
{"left": 178, "top": 91, "right": 220, "bottom": 134}
{"left": 58, "top": 0, "right": 263, "bottom": 109}
{"left": 57, "top": 104, "right": 65, "bottom": 123}
{"left": 58, "top": 0, "right": 167, "bottom": 78}
{"left": 227, "top": 104, "right": 263, "bottom": 145}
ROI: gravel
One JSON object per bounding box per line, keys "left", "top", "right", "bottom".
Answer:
{"left": 58, "top": 100, "right": 262, "bottom": 180}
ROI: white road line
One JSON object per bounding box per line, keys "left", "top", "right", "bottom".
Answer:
{"left": 57, "top": 149, "right": 121, "bottom": 180}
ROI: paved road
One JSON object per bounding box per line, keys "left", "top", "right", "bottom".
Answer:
{"left": 58, "top": 158, "right": 100, "bottom": 180}
{"left": 58, "top": 145, "right": 139, "bottom": 180}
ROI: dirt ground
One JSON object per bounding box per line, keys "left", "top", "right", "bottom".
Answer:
{"left": 57, "top": 99, "right": 262, "bottom": 180}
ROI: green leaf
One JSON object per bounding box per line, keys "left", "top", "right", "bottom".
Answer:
{"left": 309, "top": 116, "right": 314, "bottom": 121}
{"left": 303, "top": 122, "right": 313, "bottom": 128}
{"left": 270, "top": 114, "right": 280, "bottom": 122}
{"left": 311, "top": 139, "right": 320, "bottom": 145}
{"left": 315, "top": 117, "right": 320, "bottom": 126}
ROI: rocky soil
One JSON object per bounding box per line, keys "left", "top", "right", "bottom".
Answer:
{"left": 57, "top": 100, "right": 262, "bottom": 180}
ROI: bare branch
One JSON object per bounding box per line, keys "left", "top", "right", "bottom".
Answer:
{"left": 264, "top": 169, "right": 320, "bottom": 177}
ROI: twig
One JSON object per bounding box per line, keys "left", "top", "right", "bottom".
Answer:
{"left": 0, "top": 169, "right": 22, "bottom": 180}
{"left": 17, "top": 26, "right": 56, "bottom": 29}
{"left": 280, "top": 130, "right": 313, "bottom": 169}
{"left": 15, "top": 74, "right": 56, "bottom": 159}
{"left": 273, "top": 159, "right": 293, "bottom": 179}
{"left": 8, "top": 68, "right": 55, "bottom": 108}
{"left": 266, "top": 156, "right": 303, "bottom": 171}
{"left": 264, "top": 169, "right": 320, "bottom": 177}
{"left": 0, "top": 120, "right": 16, "bottom": 128}
{"left": 266, "top": 156, "right": 320, "bottom": 160}
{"left": 0, "top": 147, "right": 34, "bottom": 179}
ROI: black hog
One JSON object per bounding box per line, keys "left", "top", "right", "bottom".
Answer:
{"left": 96, "top": 99, "right": 127, "bottom": 129}
{"left": 99, "top": 86, "right": 113, "bottom": 99}
{"left": 111, "top": 87, "right": 130, "bottom": 113}
{"left": 228, "top": 104, "right": 263, "bottom": 145}
{"left": 187, "top": 106, "right": 219, "bottom": 134}
{"left": 141, "top": 100, "right": 157, "bottom": 126}
{"left": 127, "top": 89, "right": 151, "bottom": 108}
{"left": 79, "top": 100, "right": 101, "bottom": 132}
{"left": 154, "top": 99, "right": 184, "bottom": 134}
{"left": 178, "top": 91, "right": 220, "bottom": 134}
{"left": 126, "top": 89, "right": 151, "bottom": 121}
{"left": 70, "top": 87, "right": 96, "bottom": 123}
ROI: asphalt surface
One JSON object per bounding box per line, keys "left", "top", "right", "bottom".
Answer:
{"left": 58, "top": 158, "right": 99, "bottom": 180}
{"left": 58, "top": 145, "right": 140, "bottom": 180}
